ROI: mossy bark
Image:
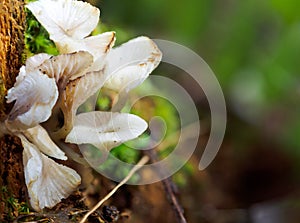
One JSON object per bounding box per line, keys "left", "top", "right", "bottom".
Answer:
{"left": 0, "top": 0, "right": 26, "bottom": 221}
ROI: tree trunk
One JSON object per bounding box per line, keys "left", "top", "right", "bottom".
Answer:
{"left": 0, "top": 0, "right": 26, "bottom": 221}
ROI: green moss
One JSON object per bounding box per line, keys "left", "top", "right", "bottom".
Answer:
{"left": 1, "top": 186, "right": 30, "bottom": 221}
{"left": 25, "top": 6, "right": 59, "bottom": 55}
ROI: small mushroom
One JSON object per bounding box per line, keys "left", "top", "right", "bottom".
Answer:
{"left": 59, "top": 70, "right": 108, "bottom": 136}
{"left": 25, "top": 53, "right": 52, "bottom": 72}
{"left": 65, "top": 111, "right": 148, "bottom": 162}
{"left": 37, "top": 51, "right": 94, "bottom": 89}
{"left": 27, "top": 0, "right": 116, "bottom": 69}
{"left": 26, "top": 0, "right": 100, "bottom": 42}
{"left": 103, "top": 36, "right": 162, "bottom": 110}
{"left": 19, "top": 134, "right": 81, "bottom": 211}
{"left": 6, "top": 69, "right": 58, "bottom": 131}
{"left": 104, "top": 36, "right": 162, "bottom": 93}
{"left": 23, "top": 125, "right": 67, "bottom": 160}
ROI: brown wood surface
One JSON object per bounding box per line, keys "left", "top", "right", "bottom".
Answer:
{"left": 0, "top": 0, "right": 26, "bottom": 221}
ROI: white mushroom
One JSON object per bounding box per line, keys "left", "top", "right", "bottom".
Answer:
{"left": 19, "top": 134, "right": 81, "bottom": 211}
{"left": 23, "top": 125, "right": 67, "bottom": 160}
{"left": 5, "top": 0, "right": 163, "bottom": 213}
{"left": 58, "top": 70, "right": 109, "bottom": 136}
{"left": 37, "top": 51, "right": 94, "bottom": 89}
{"left": 26, "top": 0, "right": 100, "bottom": 42}
{"left": 103, "top": 36, "right": 162, "bottom": 110}
{"left": 65, "top": 111, "right": 148, "bottom": 161}
{"left": 27, "top": 0, "right": 116, "bottom": 70}
{"left": 104, "top": 36, "right": 162, "bottom": 93}
{"left": 25, "top": 53, "right": 52, "bottom": 72}
{"left": 6, "top": 69, "right": 58, "bottom": 131}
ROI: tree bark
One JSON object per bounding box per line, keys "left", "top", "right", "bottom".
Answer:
{"left": 0, "top": 0, "right": 26, "bottom": 221}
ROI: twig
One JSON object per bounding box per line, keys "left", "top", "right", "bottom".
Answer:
{"left": 79, "top": 155, "right": 149, "bottom": 223}
{"left": 162, "top": 177, "right": 187, "bottom": 223}
{"left": 145, "top": 149, "right": 187, "bottom": 223}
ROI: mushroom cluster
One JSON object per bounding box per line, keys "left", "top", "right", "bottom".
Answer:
{"left": 0, "top": 0, "right": 161, "bottom": 211}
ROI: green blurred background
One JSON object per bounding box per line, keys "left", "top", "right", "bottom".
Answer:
{"left": 90, "top": 1, "right": 300, "bottom": 222}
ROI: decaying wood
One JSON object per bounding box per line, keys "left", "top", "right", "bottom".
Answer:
{"left": 0, "top": 136, "right": 26, "bottom": 217}
{"left": 0, "top": 0, "right": 26, "bottom": 221}
{"left": 0, "top": 0, "right": 25, "bottom": 118}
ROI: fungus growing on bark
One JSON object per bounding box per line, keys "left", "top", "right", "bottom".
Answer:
{"left": 1, "top": 0, "right": 162, "bottom": 211}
